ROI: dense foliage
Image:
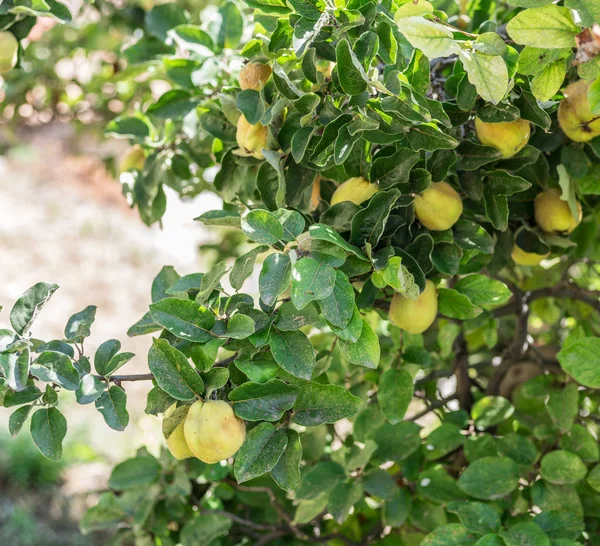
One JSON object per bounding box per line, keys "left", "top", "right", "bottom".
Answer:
{"left": 2, "top": 0, "right": 600, "bottom": 545}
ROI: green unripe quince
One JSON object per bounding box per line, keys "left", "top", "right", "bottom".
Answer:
{"left": 534, "top": 188, "right": 582, "bottom": 234}
{"left": 183, "top": 400, "right": 246, "bottom": 464}
{"left": 475, "top": 117, "right": 530, "bottom": 158}
{"left": 164, "top": 404, "right": 194, "bottom": 460}
{"left": 119, "top": 144, "right": 145, "bottom": 172}
{"left": 389, "top": 279, "right": 438, "bottom": 334}
{"left": 558, "top": 79, "right": 600, "bottom": 143}
{"left": 414, "top": 181, "right": 463, "bottom": 231}
{"left": 0, "top": 32, "right": 18, "bottom": 74}
{"left": 236, "top": 115, "right": 268, "bottom": 159}
{"left": 330, "top": 177, "right": 379, "bottom": 206}
{"left": 511, "top": 244, "right": 549, "bottom": 266}
{"left": 239, "top": 62, "right": 271, "bottom": 91}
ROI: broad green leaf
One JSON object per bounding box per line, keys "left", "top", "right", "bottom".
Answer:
{"left": 31, "top": 350, "right": 79, "bottom": 391}
{"left": 438, "top": 287, "right": 482, "bottom": 319}
{"left": 296, "top": 461, "right": 346, "bottom": 499}
{"left": 471, "top": 396, "right": 515, "bottom": 430}
{"left": 291, "top": 257, "right": 336, "bottom": 309}
{"left": 506, "top": 5, "right": 579, "bottom": 48}
{"left": 292, "top": 382, "right": 363, "bottom": 426}
{"left": 457, "top": 457, "right": 519, "bottom": 499}
{"left": 396, "top": 17, "right": 460, "bottom": 58}
{"left": 168, "top": 25, "right": 214, "bottom": 56}
{"left": 230, "top": 246, "right": 268, "bottom": 291}
{"left": 308, "top": 224, "right": 367, "bottom": 260}
{"left": 424, "top": 424, "right": 466, "bottom": 460}
{"left": 335, "top": 38, "right": 368, "bottom": 96}
{"left": 180, "top": 514, "right": 233, "bottom": 546}
{"left": 270, "top": 329, "right": 316, "bottom": 380}
{"left": 338, "top": 319, "right": 380, "bottom": 369}
{"left": 454, "top": 275, "right": 512, "bottom": 307}
{"left": 560, "top": 424, "right": 599, "bottom": 463}
{"left": 226, "top": 314, "right": 255, "bottom": 339}
{"left": 329, "top": 481, "right": 365, "bottom": 524}
{"left": 531, "top": 59, "right": 567, "bottom": 101}
{"left": 10, "top": 282, "right": 59, "bottom": 335}
{"left": 30, "top": 407, "right": 67, "bottom": 461}
{"left": 458, "top": 50, "right": 509, "bottom": 105}
{"left": 541, "top": 450, "right": 588, "bottom": 484}
{"left": 271, "top": 429, "right": 302, "bottom": 491}
{"left": 241, "top": 209, "right": 283, "bottom": 244}
{"left": 145, "top": 3, "right": 188, "bottom": 41}
{"left": 546, "top": 383, "right": 579, "bottom": 433}
{"left": 9, "top": 405, "right": 33, "bottom": 438}
{"left": 447, "top": 501, "right": 501, "bottom": 535}
{"left": 95, "top": 386, "right": 129, "bottom": 431}
{"left": 148, "top": 339, "right": 204, "bottom": 400}
{"left": 229, "top": 379, "right": 299, "bottom": 421}
{"left": 0, "top": 350, "right": 30, "bottom": 392}
{"left": 76, "top": 374, "right": 106, "bottom": 405}
{"left": 318, "top": 271, "right": 355, "bottom": 329}
{"left": 217, "top": 1, "right": 243, "bottom": 49}
{"left": 234, "top": 422, "right": 288, "bottom": 483}
{"left": 150, "top": 298, "right": 216, "bottom": 342}
{"left": 557, "top": 337, "right": 600, "bottom": 388}
{"left": 276, "top": 301, "right": 320, "bottom": 331}
{"left": 259, "top": 252, "right": 292, "bottom": 306}
{"left": 499, "top": 523, "right": 551, "bottom": 546}
{"left": 109, "top": 455, "right": 161, "bottom": 490}
{"left": 64, "top": 305, "right": 97, "bottom": 341}
{"left": 422, "top": 523, "right": 475, "bottom": 545}
{"left": 378, "top": 368, "right": 414, "bottom": 424}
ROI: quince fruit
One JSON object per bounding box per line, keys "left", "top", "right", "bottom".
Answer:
{"left": 389, "top": 279, "right": 438, "bottom": 334}
{"left": 183, "top": 400, "right": 245, "bottom": 464}
{"left": 475, "top": 117, "right": 530, "bottom": 158}
{"left": 119, "top": 145, "right": 145, "bottom": 172}
{"left": 236, "top": 115, "right": 268, "bottom": 160}
{"left": 330, "top": 177, "right": 379, "bottom": 206}
{"left": 164, "top": 404, "right": 193, "bottom": 460}
{"left": 0, "top": 32, "right": 18, "bottom": 74}
{"left": 558, "top": 79, "right": 600, "bottom": 142}
{"left": 239, "top": 62, "right": 271, "bottom": 91}
{"left": 511, "top": 244, "right": 549, "bottom": 266}
{"left": 414, "top": 181, "right": 463, "bottom": 231}
{"left": 534, "top": 188, "right": 582, "bottom": 234}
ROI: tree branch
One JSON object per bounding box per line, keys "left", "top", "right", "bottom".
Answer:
{"left": 453, "top": 332, "right": 472, "bottom": 410}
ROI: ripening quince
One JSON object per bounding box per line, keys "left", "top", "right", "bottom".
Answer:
{"left": 534, "top": 188, "right": 582, "bottom": 234}
{"left": 330, "top": 177, "right": 379, "bottom": 206}
{"left": 316, "top": 60, "right": 334, "bottom": 80}
{"left": 239, "top": 62, "right": 271, "bottom": 91}
{"left": 183, "top": 400, "right": 245, "bottom": 464}
{"left": 119, "top": 144, "right": 145, "bottom": 172}
{"left": 0, "top": 31, "right": 18, "bottom": 74}
{"left": 164, "top": 404, "right": 194, "bottom": 460}
{"left": 414, "top": 181, "right": 463, "bottom": 231}
{"left": 558, "top": 79, "right": 600, "bottom": 143}
{"left": 475, "top": 117, "right": 530, "bottom": 158}
{"left": 236, "top": 115, "right": 268, "bottom": 159}
{"left": 511, "top": 244, "right": 549, "bottom": 266}
{"left": 389, "top": 279, "right": 438, "bottom": 334}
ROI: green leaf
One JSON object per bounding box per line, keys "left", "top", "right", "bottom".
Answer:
{"left": 541, "top": 450, "right": 588, "bottom": 484}
{"left": 148, "top": 339, "right": 204, "bottom": 401}
{"left": 438, "top": 287, "right": 482, "bottom": 319}
{"left": 229, "top": 379, "right": 299, "bottom": 421}
{"left": 546, "top": 383, "right": 579, "bottom": 433}
{"left": 422, "top": 523, "right": 475, "bottom": 545}
{"left": 75, "top": 374, "right": 106, "bottom": 405}
{"left": 168, "top": 25, "right": 214, "bottom": 56}
{"left": 506, "top": 5, "right": 579, "bottom": 48}
{"left": 318, "top": 271, "right": 355, "bottom": 329}
{"left": 335, "top": 38, "right": 368, "bottom": 96}
{"left": 259, "top": 252, "right": 292, "bottom": 306}
{"left": 95, "top": 386, "right": 129, "bottom": 431}
{"left": 339, "top": 319, "right": 380, "bottom": 369}
{"left": 459, "top": 51, "right": 509, "bottom": 105}
{"left": 588, "top": 463, "right": 600, "bottom": 492}
{"left": 330, "top": 481, "right": 365, "bottom": 524}
{"left": 454, "top": 275, "right": 512, "bottom": 307}
{"left": 457, "top": 457, "right": 519, "bottom": 500}
{"left": 10, "top": 282, "right": 59, "bottom": 335}
{"left": 499, "top": 522, "right": 551, "bottom": 546}
{"left": 291, "top": 257, "right": 336, "bottom": 309}
{"left": 226, "top": 314, "right": 255, "bottom": 339}
{"left": 150, "top": 298, "right": 216, "bottom": 343}
{"left": 197, "top": 261, "right": 228, "bottom": 303}
{"left": 9, "top": 405, "right": 33, "bottom": 438}
{"left": 308, "top": 224, "right": 367, "bottom": 260}
{"left": 230, "top": 246, "right": 268, "bottom": 291}
{"left": 447, "top": 501, "right": 501, "bottom": 535}
{"left": 234, "top": 422, "right": 288, "bottom": 483}
{"left": 276, "top": 301, "right": 320, "bottom": 331}
{"left": 471, "top": 396, "right": 515, "bottom": 430}
{"left": 64, "top": 305, "right": 97, "bottom": 341}
{"left": 292, "top": 382, "right": 363, "bottom": 426}
{"left": 242, "top": 209, "right": 284, "bottom": 244}
{"left": 31, "top": 350, "right": 80, "bottom": 391}
{"left": 145, "top": 3, "right": 189, "bottom": 41}
{"left": 560, "top": 424, "right": 599, "bottom": 463}
{"left": 531, "top": 59, "right": 567, "bottom": 102}
{"left": 108, "top": 455, "right": 161, "bottom": 490}
{"left": 557, "top": 337, "right": 600, "bottom": 388}
{"left": 217, "top": 1, "right": 243, "bottom": 49}
{"left": 378, "top": 368, "right": 414, "bottom": 424}
{"left": 30, "top": 407, "right": 67, "bottom": 461}
{"left": 395, "top": 17, "right": 460, "bottom": 58}
{"left": 271, "top": 429, "right": 303, "bottom": 491}
{"left": 296, "top": 461, "right": 346, "bottom": 499}
{"left": 0, "top": 350, "right": 30, "bottom": 392}
{"left": 270, "top": 329, "right": 316, "bottom": 380}
{"left": 147, "top": 89, "right": 196, "bottom": 119}
{"left": 565, "top": 0, "right": 600, "bottom": 27}
{"left": 180, "top": 514, "right": 233, "bottom": 546}
{"left": 350, "top": 189, "right": 401, "bottom": 247}
{"left": 424, "top": 424, "right": 466, "bottom": 460}
{"left": 195, "top": 209, "right": 241, "bottom": 227}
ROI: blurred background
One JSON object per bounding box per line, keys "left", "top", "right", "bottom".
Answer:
{"left": 0, "top": 0, "right": 246, "bottom": 543}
